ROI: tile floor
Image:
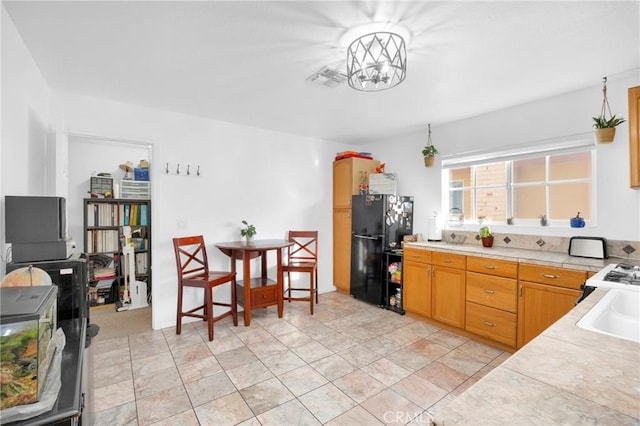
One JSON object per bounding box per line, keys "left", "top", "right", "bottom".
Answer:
{"left": 91, "top": 292, "right": 510, "bottom": 425}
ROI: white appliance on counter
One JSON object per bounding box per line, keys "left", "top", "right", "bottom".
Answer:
{"left": 579, "top": 263, "right": 640, "bottom": 302}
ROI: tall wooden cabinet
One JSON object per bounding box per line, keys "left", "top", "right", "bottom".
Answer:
{"left": 332, "top": 157, "right": 379, "bottom": 292}
{"left": 629, "top": 85, "right": 640, "bottom": 188}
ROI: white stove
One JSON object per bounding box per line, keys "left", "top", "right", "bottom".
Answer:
{"left": 585, "top": 262, "right": 640, "bottom": 291}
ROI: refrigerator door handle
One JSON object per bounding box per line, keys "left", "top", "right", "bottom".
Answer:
{"left": 353, "top": 234, "right": 382, "bottom": 240}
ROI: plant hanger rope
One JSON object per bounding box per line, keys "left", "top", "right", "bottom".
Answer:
{"left": 427, "top": 123, "right": 433, "bottom": 147}
{"left": 599, "top": 76, "right": 612, "bottom": 120}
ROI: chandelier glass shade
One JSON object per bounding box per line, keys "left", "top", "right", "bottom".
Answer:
{"left": 346, "top": 32, "right": 406, "bottom": 91}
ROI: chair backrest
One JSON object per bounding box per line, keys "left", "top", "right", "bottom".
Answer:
{"left": 173, "top": 235, "right": 210, "bottom": 281}
{"left": 287, "top": 231, "right": 318, "bottom": 263}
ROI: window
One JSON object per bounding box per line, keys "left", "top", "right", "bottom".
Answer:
{"left": 442, "top": 137, "right": 594, "bottom": 225}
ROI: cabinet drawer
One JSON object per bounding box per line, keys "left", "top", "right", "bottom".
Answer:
{"left": 466, "top": 256, "right": 518, "bottom": 279}
{"left": 251, "top": 285, "right": 277, "bottom": 307}
{"left": 432, "top": 251, "right": 466, "bottom": 270}
{"left": 466, "top": 272, "right": 517, "bottom": 313}
{"left": 519, "top": 263, "right": 586, "bottom": 290}
{"left": 404, "top": 248, "right": 431, "bottom": 264}
{"left": 465, "top": 302, "right": 517, "bottom": 347}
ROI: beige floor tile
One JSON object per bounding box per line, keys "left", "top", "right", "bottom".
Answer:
{"left": 298, "top": 383, "right": 357, "bottom": 423}
{"left": 278, "top": 364, "right": 328, "bottom": 396}
{"left": 226, "top": 359, "right": 274, "bottom": 390}
{"left": 325, "top": 405, "right": 384, "bottom": 426}
{"left": 136, "top": 385, "right": 192, "bottom": 425}
{"left": 193, "top": 391, "right": 254, "bottom": 425}
{"left": 184, "top": 370, "right": 236, "bottom": 407}
{"left": 134, "top": 366, "right": 182, "bottom": 399}
{"left": 256, "top": 398, "right": 321, "bottom": 426}
{"left": 239, "top": 376, "right": 295, "bottom": 415}
{"left": 361, "top": 388, "right": 423, "bottom": 425}
{"left": 92, "top": 291, "right": 508, "bottom": 426}
{"left": 332, "top": 369, "right": 387, "bottom": 403}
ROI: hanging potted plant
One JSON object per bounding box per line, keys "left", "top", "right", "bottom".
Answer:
{"left": 422, "top": 123, "right": 439, "bottom": 167}
{"left": 593, "top": 77, "right": 626, "bottom": 144}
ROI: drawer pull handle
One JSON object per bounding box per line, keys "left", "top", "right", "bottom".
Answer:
{"left": 541, "top": 273, "right": 559, "bottom": 279}
{"left": 483, "top": 289, "right": 496, "bottom": 294}
{"left": 483, "top": 321, "right": 495, "bottom": 327}
{"left": 484, "top": 265, "right": 497, "bottom": 270}
{"left": 443, "top": 259, "right": 453, "bottom": 263}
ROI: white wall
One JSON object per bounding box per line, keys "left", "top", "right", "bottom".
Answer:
{"left": 52, "top": 92, "right": 346, "bottom": 330}
{"left": 364, "top": 71, "right": 640, "bottom": 242}
{"left": 1, "top": 6, "right": 52, "bottom": 273}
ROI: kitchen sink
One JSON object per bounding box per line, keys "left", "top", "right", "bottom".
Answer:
{"left": 577, "top": 289, "right": 640, "bottom": 343}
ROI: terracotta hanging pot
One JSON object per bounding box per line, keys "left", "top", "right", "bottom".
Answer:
{"left": 424, "top": 156, "right": 435, "bottom": 167}
{"left": 595, "top": 127, "right": 616, "bottom": 144}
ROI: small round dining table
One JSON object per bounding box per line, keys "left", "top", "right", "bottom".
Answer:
{"left": 215, "top": 239, "right": 294, "bottom": 326}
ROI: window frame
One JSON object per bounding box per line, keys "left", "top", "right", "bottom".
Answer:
{"left": 441, "top": 136, "right": 596, "bottom": 228}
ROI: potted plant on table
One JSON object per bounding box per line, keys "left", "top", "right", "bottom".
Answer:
{"left": 479, "top": 226, "right": 494, "bottom": 248}
{"left": 240, "top": 220, "right": 256, "bottom": 244}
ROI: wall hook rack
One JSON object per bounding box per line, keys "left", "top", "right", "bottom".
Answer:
{"left": 165, "top": 162, "right": 201, "bottom": 177}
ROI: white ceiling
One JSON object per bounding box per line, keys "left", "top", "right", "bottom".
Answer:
{"left": 4, "top": 1, "right": 639, "bottom": 144}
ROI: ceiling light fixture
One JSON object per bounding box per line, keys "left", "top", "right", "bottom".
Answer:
{"left": 346, "top": 32, "right": 406, "bottom": 92}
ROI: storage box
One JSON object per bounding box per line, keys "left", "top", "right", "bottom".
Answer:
{"left": 90, "top": 176, "right": 113, "bottom": 196}
{"left": 0, "top": 286, "right": 57, "bottom": 410}
{"left": 134, "top": 168, "right": 149, "bottom": 181}
{"left": 369, "top": 173, "right": 397, "bottom": 194}
{"left": 120, "top": 180, "right": 150, "bottom": 200}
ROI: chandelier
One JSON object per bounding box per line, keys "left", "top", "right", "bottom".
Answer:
{"left": 346, "top": 32, "right": 406, "bottom": 91}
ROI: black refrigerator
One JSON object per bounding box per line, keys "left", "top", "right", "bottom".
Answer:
{"left": 350, "top": 194, "right": 414, "bottom": 306}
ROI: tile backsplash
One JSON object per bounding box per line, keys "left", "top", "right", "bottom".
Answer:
{"left": 439, "top": 231, "right": 640, "bottom": 261}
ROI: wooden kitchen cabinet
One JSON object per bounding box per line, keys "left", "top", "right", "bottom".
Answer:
{"left": 431, "top": 252, "right": 466, "bottom": 328}
{"left": 332, "top": 157, "right": 380, "bottom": 292}
{"left": 629, "top": 85, "right": 640, "bottom": 188}
{"left": 403, "top": 248, "right": 432, "bottom": 318}
{"left": 517, "top": 263, "right": 585, "bottom": 348}
{"left": 465, "top": 256, "right": 518, "bottom": 347}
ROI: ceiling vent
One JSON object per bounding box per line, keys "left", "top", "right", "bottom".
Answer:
{"left": 306, "top": 66, "right": 347, "bottom": 88}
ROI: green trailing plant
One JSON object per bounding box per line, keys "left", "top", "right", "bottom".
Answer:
{"left": 479, "top": 226, "right": 492, "bottom": 238}
{"left": 240, "top": 220, "right": 256, "bottom": 238}
{"left": 592, "top": 114, "right": 625, "bottom": 129}
{"left": 422, "top": 145, "right": 439, "bottom": 157}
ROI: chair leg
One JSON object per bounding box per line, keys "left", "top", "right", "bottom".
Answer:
{"left": 205, "top": 286, "right": 214, "bottom": 341}
{"left": 286, "top": 271, "right": 291, "bottom": 302}
{"left": 231, "top": 277, "right": 238, "bottom": 327}
{"left": 315, "top": 269, "right": 319, "bottom": 304}
{"left": 309, "top": 273, "right": 314, "bottom": 315}
{"left": 176, "top": 284, "right": 183, "bottom": 336}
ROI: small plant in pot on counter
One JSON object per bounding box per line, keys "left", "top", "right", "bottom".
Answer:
{"left": 240, "top": 220, "right": 256, "bottom": 243}
{"left": 479, "top": 226, "right": 494, "bottom": 248}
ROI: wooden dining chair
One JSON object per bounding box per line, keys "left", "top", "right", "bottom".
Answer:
{"left": 283, "top": 231, "right": 319, "bottom": 314}
{"left": 172, "top": 235, "right": 237, "bottom": 341}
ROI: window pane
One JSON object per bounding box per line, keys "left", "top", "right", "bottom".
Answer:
{"left": 550, "top": 152, "right": 591, "bottom": 180}
{"left": 477, "top": 187, "right": 506, "bottom": 221}
{"left": 449, "top": 167, "right": 473, "bottom": 188}
{"left": 550, "top": 182, "right": 591, "bottom": 220}
{"left": 449, "top": 188, "right": 474, "bottom": 219}
{"left": 475, "top": 162, "right": 506, "bottom": 187}
{"left": 513, "top": 158, "right": 545, "bottom": 183}
{"left": 513, "top": 186, "right": 546, "bottom": 219}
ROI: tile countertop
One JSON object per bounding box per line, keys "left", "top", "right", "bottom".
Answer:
{"left": 432, "top": 287, "right": 640, "bottom": 425}
{"left": 403, "top": 241, "right": 618, "bottom": 272}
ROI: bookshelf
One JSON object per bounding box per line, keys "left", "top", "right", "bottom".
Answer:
{"left": 83, "top": 198, "right": 151, "bottom": 307}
